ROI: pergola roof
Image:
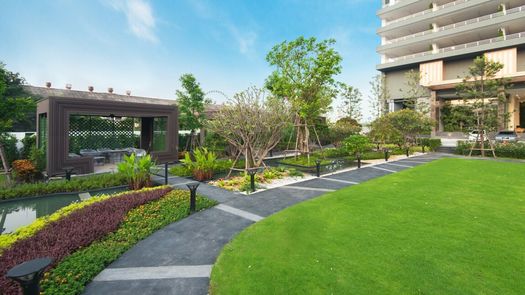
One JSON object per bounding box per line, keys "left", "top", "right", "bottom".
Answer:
{"left": 25, "top": 85, "right": 175, "bottom": 106}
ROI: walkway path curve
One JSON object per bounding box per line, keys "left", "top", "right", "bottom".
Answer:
{"left": 83, "top": 153, "right": 448, "bottom": 295}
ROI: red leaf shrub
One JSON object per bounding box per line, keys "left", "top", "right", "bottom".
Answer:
{"left": 0, "top": 186, "right": 172, "bottom": 294}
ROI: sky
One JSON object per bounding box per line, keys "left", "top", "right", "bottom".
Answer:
{"left": 0, "top": 0, "right": 381, "bottom": 122}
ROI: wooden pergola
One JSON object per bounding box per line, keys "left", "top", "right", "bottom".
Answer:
{"left": 28, "top": 86, "right": 178, "bottom": 176}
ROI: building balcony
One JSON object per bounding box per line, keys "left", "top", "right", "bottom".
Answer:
{"left": 378, "top": 31, "right": 525, "bottom": 70}
{"left": 383, "top": 0, "right": 468, "bottom": 26}
{"left": 382, "top": 5, "right": 525, "bottom": 47}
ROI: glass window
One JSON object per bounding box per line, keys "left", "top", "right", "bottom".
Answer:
{"left": 152, "top": 117, "right": 168, "bottom": 152}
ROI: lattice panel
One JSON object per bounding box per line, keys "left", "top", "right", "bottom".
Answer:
{"left": 68, "top": 115, "right": 138, "bottom": 153}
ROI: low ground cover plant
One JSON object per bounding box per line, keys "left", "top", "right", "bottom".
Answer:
{"left": 211, "top": 167, "right": 303, "bottom": 192}
{"left": 40, "top": 189, "right": 216, "bottom": 295}
{"left": 0, "top": 173, "right": 127, "bottom": 200}
{"left": 0, "top": 186, "right": 172, "bottom": 294}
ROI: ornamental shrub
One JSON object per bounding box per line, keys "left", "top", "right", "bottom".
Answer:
{"left": 420, "top": 138, "right": 442, "bottom": 151}
{"left": 343, "top": 135, "right": 373, "bottom": 156}
{"left": 0, "top": 173, "right": 127, "bottom": 200}
{"left": 11, "top": 159, "right": 37, "bottom": 183}
{"left": 0, "top": 186, "right": 172, "bottom": 294}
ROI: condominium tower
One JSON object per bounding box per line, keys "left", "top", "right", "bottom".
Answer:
{"left": 377, "top": 0, "right": 525, "bottom": 134}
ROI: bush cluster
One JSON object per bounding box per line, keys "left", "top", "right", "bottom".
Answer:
{"left": 39, "top": 189, "right": 216, "bottom": 295}
{"left": 0, "top": 187, "right": 173, "bottom": 294}
{"left": 456, "top": 141, "right": 525, "bottom": 159}
{"left": 0, "top": 173, "right": 127, "bottom": 200}
{"left": 420, "top": 138, "right": 442, "bottom": 151}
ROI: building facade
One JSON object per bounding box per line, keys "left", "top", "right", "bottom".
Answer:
{"left": 377, "top": 0, "right": 525, "bottom": 135}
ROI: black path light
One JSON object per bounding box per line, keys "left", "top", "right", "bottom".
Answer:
{"left": 246, "top": 168, "right": 259, "bottom": 192}
{"left": 356, "top": 152, "right": 362, "bottom": 168}
{"left": 186, "top": 182, "right": 200, "bottom": 213}
{"left": 6, "top": 257, "right": 53, "bottom": 295}
{"left": 406, "top": 147, "right": 410, "bottom": 157}
{"left": 384, "top": 148, "right": 390, "bottom": 162}
{"left": 315, "top": 159, "right": 321, "bottom": 177}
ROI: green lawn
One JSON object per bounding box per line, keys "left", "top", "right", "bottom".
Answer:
{"left": 210, "top": 159, "right": 525, "bottom": 294}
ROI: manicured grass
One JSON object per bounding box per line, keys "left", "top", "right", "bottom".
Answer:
{"left": 210, "top": 159, "right": 525, "bottom": 294}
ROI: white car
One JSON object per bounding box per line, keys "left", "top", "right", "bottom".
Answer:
{"left": 468, "top": 130, "right": 487, "bottom": 141}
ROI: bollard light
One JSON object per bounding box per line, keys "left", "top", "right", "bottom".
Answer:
{"left": 186, "top": 182, "right": 200, "bottom": 213}
{"left": 384, "top": 149, "right": 390, "bottom": 162}
{"left": 406, "top": 147, "right": 410, "bottom": 157}
{"left": 247, "top": 168, "right": 258, "bottom": 192}
{"left": 6, "top": 257, "right": 53, "bottom": 295}
{"left": 315, "top": 159, "right": 321, "bottom": 177}
{"left": 422, "top": 145, "right": 425, "bottom": 153}
{"left": 356, "top": 152, "right": 362, "bottom": 168}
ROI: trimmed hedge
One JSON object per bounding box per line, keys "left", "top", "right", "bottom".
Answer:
{"left": 0, "top": 186, "right": 172, "bottom": 294}
{"left": 456, "top": 141, "right": 525, "bottom": 159}
{"left": 0, "top": 173, "right": 127, "bottom": 200}
{"left": 41, "top": 190, "right": 217, "bottom": 294}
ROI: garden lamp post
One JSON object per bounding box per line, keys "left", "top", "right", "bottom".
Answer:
{"left": 247, "top": 168, "right": 258, "bottom": 192}
{"left": 6, "top": 257, "right": 53, "bottom": 295}
{"left": 356, "top": 152, "right": 362, "bottom": 168}
{"left": 384, "top": 149, "right": 390, "bottom": 162}
{"left": 186, "top": 182, "right": 200, "bottom": 213}
{"left": 315, "top": 159, "right": 321, "bottom": 177}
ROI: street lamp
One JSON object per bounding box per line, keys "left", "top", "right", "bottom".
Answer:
{"left": 6, "top": 257, "right": 53, "bottom": 295}
{"left": 186, "top": 182, "right": 200, "bottom": 213}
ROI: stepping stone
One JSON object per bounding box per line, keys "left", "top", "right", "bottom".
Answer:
{"left": 79, "top": 192, "right": 91, "bottom": 201}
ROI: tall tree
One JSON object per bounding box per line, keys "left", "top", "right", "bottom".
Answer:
{"left": 401, "top": 69, "right": 429, "bottom": 114}
{"left": 175, "top": 74, "right": 209, "bottom": 151}
{"left": 369, "top": 74, "right": 390, "bottom": 119}
{"left": 265, "top": 36, "right": 342, "bottom": 154}
{"left": 0, "top": 63, "right": 35, "bottom": 181}
{"left": 338, "top": 83, "right": 362, "bottom": 122}
{"left": 386, "top": 109, "right": 434, "bottom": 150}
{"left": 456, "top": 56, "right": 509, "bottom": 157}
{"left": 206, "top": 87, "right": 290, "bottom": 170}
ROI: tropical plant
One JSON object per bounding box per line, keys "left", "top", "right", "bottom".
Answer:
{"left": 343, "top": 135, "right": 373, "bottom": 156}
{"left": 117, "top": 153, "right": 154, "bottom": 190}
{"left": 29, "top": 145, "right": 46, "bottom": 173}
{"left": 180, "top": 148, "right": 217, "bottom": 181}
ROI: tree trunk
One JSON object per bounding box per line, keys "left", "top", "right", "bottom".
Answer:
{"left": 245, "top": 146, "right": 256, "bottom": 169}
{"left": 295, "top": 116, "right": 310, "bottom": 154}
{"left": 0, "top": 143, "right": 11, "bottom": 183}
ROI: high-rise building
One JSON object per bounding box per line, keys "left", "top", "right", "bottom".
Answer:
{"left": 377, "top": 0, "right": 525, "bottom": 134}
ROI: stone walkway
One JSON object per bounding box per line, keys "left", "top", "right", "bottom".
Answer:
{"left": 83, "top": 153, "right": 448, "bottom": 295}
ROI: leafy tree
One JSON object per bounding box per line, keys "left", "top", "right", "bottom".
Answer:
{"left": 206, "top": 87, "right": 291, "bottom": 169}
{"left": 369, "top": 74, "right": 390, "bottom": 119}
{"left": 441, "top": 102, "right": 476, "bottom": 132}
{"left": 387, "top": 109, "right": 434, "bottom": 150}
{"left": 265, "top": 36, "right": 342, "bottom": 154}
{"left": 328, "top": 117, "right": 361, "bottom": 147}
{"left": 338, "top": 83, "right": 362, "bottom": 122}
{"left": 368, "top": 115, "right": 401, "bottom": 148}
{"left": 456, "top": 56, "right": 510, "bottom": 157}
{"left": 343, "top": 135, "right": 372, "bottom": 156}
{"left": 401, "top": 69, "right": 429, "bottom": 113}
{"left": 0, "top": 63, "right": 35, "bottom": 181}
{"left": 175, "top": 74, "right": 210, "bottom": 151}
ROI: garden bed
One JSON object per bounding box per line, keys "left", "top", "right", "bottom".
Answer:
{"left": 0, "top": 186, "right": 217, "bottom": 294}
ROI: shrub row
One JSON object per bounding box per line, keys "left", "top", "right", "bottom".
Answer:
{"left": 456, "top": 141, "right": 525, "bottom": 159}
{"left": 40, "top": 190, "right": 217, "bottom": 295}
{"left": 0, "top": 173, "right": 127, "bottom": 200}
{"left": 0, "top": 186, "right": 172, "bottom": 294}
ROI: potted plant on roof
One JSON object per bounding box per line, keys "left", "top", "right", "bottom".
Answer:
{"left": 181, "top": 148, "right": 217, "bottom": 181}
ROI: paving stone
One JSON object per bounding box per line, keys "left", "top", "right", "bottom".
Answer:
{"left": 84, "top": 278, "right": 209, "bottom": 295}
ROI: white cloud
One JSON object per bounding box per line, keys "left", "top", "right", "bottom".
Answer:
{"left": 228, "top": 25, "right": 257, "bottom": 55}
{"left": 109, "top": 0, "right": 158, "bottom": 43}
